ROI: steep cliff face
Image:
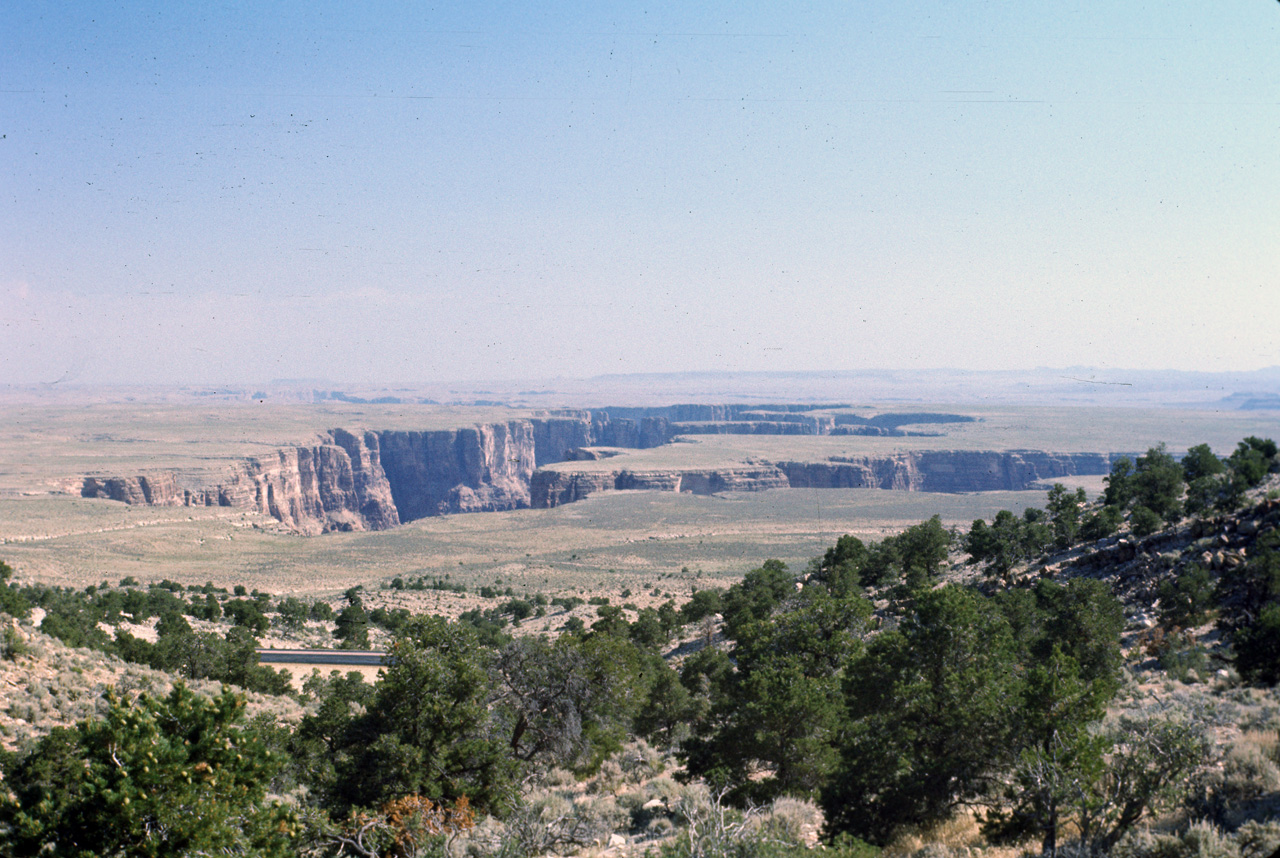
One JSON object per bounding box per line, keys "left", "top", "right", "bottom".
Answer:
{"left": 532, "top": 450, "right": 1112, "bottom": 508}
{"left": 670, "top": 421, "right": 815, "bottom": 436}
{"left": 528, "top": 470, "right": 617, "bottom": 508}
{"left": 777, "top": 457, "right": 916, "bottom": 490}
{"left": 780, "top": 450, "right": 1111, "bottom": 492}
{"left": 527, "top": 413, "right": 671, "bottom": 463}
{"left": 175, "top": 438, "right": 400, "bottom": 534}
{"left": 81, "top": 473, "right": 185, "bottom": 506}
{"left": 530, "top": 466, "right": 791, "bottom": 508}
{"left": 330, "top": 429, "right": 401, "bottom": 529}
{"left": 591, "top": 415, "right": 672, "bottom": 449}
{"left": 915, "top": 450, "right": 1111, "bottom": 492}
{"left": 376, "top": 422, "right": 535, "bottom": 518}
{"left": 529, "top": 416, "right": 595, "bottom": 466}
{"left": 77, "top": 412, "right": 1114, "bottom": 532}
{"left": 78, "top": 423, "right": 534, "bottom": 533}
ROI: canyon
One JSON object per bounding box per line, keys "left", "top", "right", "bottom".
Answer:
{"left": 77, "top": 408, "right": 1116, "bottom": 534}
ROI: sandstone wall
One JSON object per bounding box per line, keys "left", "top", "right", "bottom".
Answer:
{"left": 669, "top": 421, "right": 815, "bottom": 436}
{"left": 532, "top": 451, "right": 1111, "bottom": 508}
{"left": 77, "top": 413, "right": 1114, "bottom": 532}
{"left": 174, "top": 437, "right": 400, "bottom": 534}
{"left": 530, "top": 465, "right": 791, "bottom": 508}
{"left": 80, "top": 422, "right": 533, "bottom": 533}
{"left": 780, "top": 450, "right": 1110, "bottom": 492}
{"left": 81, "top": 473, "right": 186, "bottom": 506}
{"left": 376, "top": 422, "right": 535, "bottom": 519}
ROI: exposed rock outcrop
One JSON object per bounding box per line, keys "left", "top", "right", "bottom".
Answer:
{"left": 780, "top": 450, "right": 1112, "bottom": 492}
{"left": 530, "top": 450, "right": 1111, "bottom": 508}
{"left": 81, "top": 473, "right": 185, "bottom": 506}
{"left": 76, "top": 406, "right": 1113, "bottom": 533}
{"left": 669, "top": 421, "right": 815, "bottom": 436}
{"left": 79, "top": 423, "right": 530, "bottom": 534}
{"left": 530, "top": 415, "right": 595, "bottom": 466}
{"left": 376, "top": 422, "right": 534, "bottom": 518}
{"left": 531, "top": 466, "right": 791, "bottom": 508}
{"left": 176, "top": 435, "right": 400, "bottom": 534}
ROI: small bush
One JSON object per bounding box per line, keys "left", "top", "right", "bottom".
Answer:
{"left": 1237, "top": 820, "right": 1280, "bottom": 858}
{"left": 461, "top": 791, "right": 626, "bottom": 857}
{"left": 541, "top": 767, "right": 577, "bottom": 788}
{"left": 1178, "top": 821, "right": 1242, "bottom": 858}
{"left": 1, "top": 623, "right": 28, "bottom": 660}
{"left": 1114, "top": 822, "right": 1240, "bottom": 858}
{"left": 1132, "top": 506, "right": 1165, "bottom": 537}
{"left": 758, "top": 796, "right": 820, "bottom": 846}
{"left": 617, "top": 739, "right": 664, "bottom": 780}
{"left": 1219, "top": 744, "right": 1280, "bottom": 805}
{"left": 590, "top": 759, "right": 627, "bottom": 795}
{"left": 1161, "top": 642, "right": 1212, "bottom": 684}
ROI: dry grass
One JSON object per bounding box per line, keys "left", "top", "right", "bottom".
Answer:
{"left": 3, "top": 398, "right": 1279, "bottom": 603}
{"left": 882, "top": 809, "right": 1029, "bottom": 858}
{"left": 0, "top": 487, "right": 1051, "bottom": 600}
{"left": 0, "top": 619, "right": 303, "bottom": 750}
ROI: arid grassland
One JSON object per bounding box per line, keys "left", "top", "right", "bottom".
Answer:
{"left": 3, "top": 398, "right": 1279, "bottom": 602}
{"left": 0, "top": 488, "right": 1050, "bottom": 599}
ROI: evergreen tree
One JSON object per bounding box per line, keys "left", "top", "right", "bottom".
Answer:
{"left": 1046, "top": 484, "right": 1088, "bottom": 549}
{"left": 334, "top": 588, "right": 371, "bottom": 650}
{"left": 324, "top": 616, "right": 517, "bottom": 816}
{"left": 683, "top": 590, "right": 872, "bottom": 803}
{"left": 824, "top": 586, "right": 1021, "bottom": 844}
{"left": 0, "top": 685, "right": 296, "bottom": 858}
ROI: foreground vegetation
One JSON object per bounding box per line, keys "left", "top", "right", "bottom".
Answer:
{"left": 3, "top": 436, "right": 1280, "bottom": 857}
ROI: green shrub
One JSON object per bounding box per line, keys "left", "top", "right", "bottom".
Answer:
{"left": 1218, "top": 744, "right": 1280, "bottom": 805}
{"left": 1158, "top": 567, "right": 1214, "bottom": 630}
{"left": 1234, "top": 602, "right": 1280, "bottom": 686}
{"left": 1081, "top": 504, "right": 1124, "bottom": 541}
{"left": 1132, "top": 505, "right": 1164, "bottom": 537}
{"left": 1159, "top": 638, "right": 1211, "bottom": 683}
{"left": 1237, "top": 820, "right": 1280, "bottom": 858}
{"left": 1, "top": 624, "right": 28, "bottom": 661}
{"left": 1113, "top": 822, "right": 1240, "bottom": 858}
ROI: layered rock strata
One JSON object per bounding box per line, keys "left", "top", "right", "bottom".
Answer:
{"left": 78, "top": 411, "right": 1112, "bottom": 533}
{"left": 376, "top": 423, "right": 534, "bottom": 519}
{"left": 83, "top": 421, "right": 550, "bottom": 533}
{"left": 779, "top": 451, "right": 1112, "bottom": 493}
{"left": 530, "top": 466, "right": 792, "bottom": 508}
{"left": 530, "top": 451, "right": 1111, "bottom": 509}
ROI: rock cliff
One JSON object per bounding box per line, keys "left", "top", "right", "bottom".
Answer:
{"left": 530, "top": 450, "right": 1112, "bottom": 509}
{"left": 778, "top": 450, "right": 1111, "bottom": 492}
{"left": 376, "top": 422, "right": 534, "bottom": 519}
{"left": 530, "top": 466, "right": 791, "bottom": 508}
{"left": 76, "top": 409, "right": 1113, "bottom": 533}
{"left": 80, "top": 423, "right": 527, "bottom": 534}
{"left": 170, "top": 432, "right": 400, "bottom": 534}
{"left": 81, "top": 473, "right": 186, "bottom": 506}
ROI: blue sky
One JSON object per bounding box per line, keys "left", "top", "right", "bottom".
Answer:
{"left": 2, "top": 2, "right": 1278, "bottom": 385}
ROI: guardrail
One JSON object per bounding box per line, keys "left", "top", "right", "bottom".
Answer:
{"left": 255, "top": 649, "right": 387, "bottom": 667}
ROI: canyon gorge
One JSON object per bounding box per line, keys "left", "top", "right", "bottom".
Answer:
{"left": 77, "top": 408, "right": 1117, "bottom": 534}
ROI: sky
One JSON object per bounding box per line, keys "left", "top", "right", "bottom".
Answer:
{"left": 2, "top": 2, "right": 1278, "bottom": 386}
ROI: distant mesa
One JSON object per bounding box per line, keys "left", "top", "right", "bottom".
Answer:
{"left": 1223, "top": 393, "right": 1280, "bottom": 411}
{"left": 315, "top": 390, "right": 406, "bottom": 405}
{"left": 78, "top": 406, "right": 1111, "bottom": 534}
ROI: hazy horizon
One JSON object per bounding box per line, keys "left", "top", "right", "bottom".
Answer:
{"left": 4, "top": 3, "right": 1278, "bottom": 386}
{"left": 6, "top": 366, "right": 1280, "bottom": 412}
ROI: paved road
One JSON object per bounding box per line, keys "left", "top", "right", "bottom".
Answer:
{"left": 256, "top": 649, "right": 387, "bottom": 666}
